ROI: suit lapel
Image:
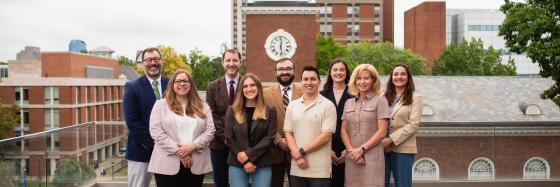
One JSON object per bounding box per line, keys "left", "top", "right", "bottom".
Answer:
{"left": 140, "top": 76, "right": 157, "bottom": 102}
{"left": 391, "top": 101, "right": 403, "bottom": 118}
{"left": 271, "top": 84, "right": 285, "bottom": 117}
{"left": 218, "top": 77, "right": 230, "bottom": 106}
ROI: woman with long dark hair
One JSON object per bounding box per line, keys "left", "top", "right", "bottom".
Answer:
{"left": 224, "top": 73, "right": 277, "bottom": 187}
{"left": 320, "top": 58, "right": 352, "bottom": 187}
{"left": 383, "top": 64, "right": 423, "bottom": 187}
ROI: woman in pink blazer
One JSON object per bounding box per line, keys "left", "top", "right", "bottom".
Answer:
{"left": 148, "top": 69, "right": 215, "bottom": 187}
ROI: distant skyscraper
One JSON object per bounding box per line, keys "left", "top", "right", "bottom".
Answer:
{"left": 69, "top": 39, "right": 87, "bottom": 52}
{"left": 446, "top": 9, "right": 540, "bottom": 75}
{"left": 16, "top": 46, "right": 41, "bottom": 60}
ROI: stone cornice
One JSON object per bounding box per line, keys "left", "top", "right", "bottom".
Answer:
{"left": 417, "top": 126, "right": 560, "bottom": 137}
{"left": 242, "top": 7, "right": 321, "bottom": 14}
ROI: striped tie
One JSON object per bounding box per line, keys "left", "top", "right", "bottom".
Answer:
{"left": 282, "top": 87, "right": 290, "bottom": 109}
{"left": 152, "top": 80, "right": 161, "bottom": 100}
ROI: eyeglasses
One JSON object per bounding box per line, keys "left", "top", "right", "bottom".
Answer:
{"left": 143, "top": 57, "right": 161, "bottom": 63}
{"left": 174, "top": 80, "right": 190, "bottom": 85}
{"left": 276, "top": 67, "right": 294, "bottom": 72}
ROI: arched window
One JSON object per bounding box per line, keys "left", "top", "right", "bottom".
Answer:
{"left": 524, "top": 157, "right": 550, "bottom": 180}
{"left": 468, "top": 157, "right": 495, "bottom": 180}
{"left": 413, "top": 158, "right": 439, "bottom": 180}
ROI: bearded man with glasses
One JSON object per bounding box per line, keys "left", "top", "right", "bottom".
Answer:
{"left": 124, "top": 47, "right": 169, "bottom": 187}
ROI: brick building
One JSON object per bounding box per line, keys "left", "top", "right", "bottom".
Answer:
{"left": 232, "top": 0, "right": 394, "bottom": 58}
{"left": 408, "top": 76, "right": 560, "bottom": 181}
{"left": 404, "top": 1, "right": 446, "bottom": 69}
{"left": 0, "top": 51, "right": 126, "bottom": 179}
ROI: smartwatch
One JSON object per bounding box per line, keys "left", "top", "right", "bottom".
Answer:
{"left": 299, "top": 147, "right": 306, "bottom": 156}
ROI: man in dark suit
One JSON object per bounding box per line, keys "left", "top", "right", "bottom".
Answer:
{"left": 206, "top": 49, "right": 242, "bottom": 187}
{"left": 123, "top": 47, "right": 169, "bottom": 187}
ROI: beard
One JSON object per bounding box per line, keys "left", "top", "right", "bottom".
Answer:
{"left": 277, "top": 73, "right": 294, "bottom": 87}
{"left": 145, "top": 64, "right": 162, "bottom": 77}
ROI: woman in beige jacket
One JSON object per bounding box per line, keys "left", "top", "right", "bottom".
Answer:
{"left": 382, "top": 64, "right": 423, "bottom": 187}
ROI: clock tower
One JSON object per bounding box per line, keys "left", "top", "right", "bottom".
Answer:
{"left": 242, "top": 0, "right": 319, "bottom": 82}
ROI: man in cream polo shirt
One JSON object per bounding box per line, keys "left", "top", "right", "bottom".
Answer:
{"left": 284, "top": 65, "right": 337, "bottom": 187}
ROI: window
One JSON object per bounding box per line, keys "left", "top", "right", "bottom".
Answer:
{"left": 20, "top": 109, "right": 29, "bottom": 128}
{"left": 347, "top": 4, "right": 353, "bottom": 17}
{"left": 76, "top": 87, "right": 81, "bottom": 104}
{"left": 524, "top": 157, "right": 550, "bottom": 180}
{"left": 14, "top": 87, "right": 29, "bottom": 104}
{"left": 468, "top": 157, "right": 495, "bottom": 180}
{"left": 44, "top": 86, "right": 59, "bottom": 105}
{"left": 353, "top": 23, "right": 360, "bottom": 36}
{"left": 45, "top": 109, "right": 60, "bottom": 129}
{"left": 413, "top": 158, "right": 439, "bottom": 180}
{"left": 353, "top": 5, "right": 360, "bottom": 17}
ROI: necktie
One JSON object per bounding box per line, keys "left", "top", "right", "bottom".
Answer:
{"left": 229, "top": 80, "right": 235, "bottom": 105}
{"left": 152, "top": 80, "right": 161, "bottom": 100}
{"left": 282, "top": 87, "right": 290, "bottom": 109}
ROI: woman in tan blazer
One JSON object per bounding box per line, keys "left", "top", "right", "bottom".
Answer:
{"left": 382, "top": 64, "right": 423, "bottom": 187}
{"left": 148, "top": 69, "right": 215, "bottom": 187}
{"left": 224, "top": 73, "right": 276, "bottom": 187}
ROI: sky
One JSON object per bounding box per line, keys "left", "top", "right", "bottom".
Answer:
{"left": 0, "top": 0, "right": 505, "bottom": 62}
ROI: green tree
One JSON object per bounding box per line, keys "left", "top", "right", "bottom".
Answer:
{"left": 346, "top": 42, "right": 429, "bottom": 75}
{"left": 0, "top": 100, "right": 19, "bottom": 140}
{"left": 116, "top": 56, "right": 136, "bottom": 67}
{"left": 499, "top": 0, "right": 560, "bottom": 106}
{"left": 137, "top": 45, "right": 192, "bottom": 77}
{"left": 316, "top": 35, "right": 348, "bottom": 75}
{"left": 187, "top": 49, "right": 224, "bottom": 90}
{"left": 0, "top": 161, "right": 16, "bottom": 187}
{"left": 52, "top": 157, "right": 96, "bottom": 187}
{"left": 432, "top": 38, "right": 516, "bottom": 76}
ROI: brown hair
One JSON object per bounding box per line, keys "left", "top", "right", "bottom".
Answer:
{"left": 164, "top": 69, "right": 206, "bottom": 119}
{"left": 222, "top": 49, "right": 241, "bottom": 61}
{"left": 232, "top": 73, "right": 268, "bottom": 124}
{"left": 385, "top": 64, "right": 415, "bottom": 106}
{"left": 141, "top": 47, "right": 161, "bottom": 60}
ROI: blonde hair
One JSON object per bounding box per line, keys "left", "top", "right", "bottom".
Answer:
{"left": 232, "top": 73, "right": 268, "bottom": 124}
{"left": 348, "top": 64, "right": 381, "bottom": 97}
{"left": 164, "top": 69, "right": 206, "bottom": 119}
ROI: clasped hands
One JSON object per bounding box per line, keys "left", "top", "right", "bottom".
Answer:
{"left": 346, "top": 147, "right": 366, "bottom": 165}
{"left": 331, "top": 150, "right": 346, "bottom": 166}
{"left": 237, "top": 151, "right": 257, "bottom": 173}
{"left": 176, "top": 143, "right": 196, "bottom": 168}
{"left": 290, "top": 149, "right": 309, "bottom": 169}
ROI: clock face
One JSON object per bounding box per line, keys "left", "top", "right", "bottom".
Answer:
{"left": 269, "top": 36, "right": 292, "bottom": 57}
{"left": 264, "top": 29, "right": 297, "bottom": 61}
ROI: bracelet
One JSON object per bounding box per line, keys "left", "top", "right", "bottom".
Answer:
{"left": 361, "top": 146, "right": 367, "bottom": 152}
{"left": 242, "top": 160, "right": 250, "bottom": 166}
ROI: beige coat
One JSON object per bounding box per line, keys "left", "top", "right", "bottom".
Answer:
{"left": 389, "top": 93, "right": 423, "bottom": 154}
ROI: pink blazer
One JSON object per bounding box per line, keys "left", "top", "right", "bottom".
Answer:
{"left": 148, "top": 99, "right": 215, "bottom": 175}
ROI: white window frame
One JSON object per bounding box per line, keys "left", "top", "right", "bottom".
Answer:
{"left": 523, "top": 156, "right": 550, "bottom": 180}
{"left": 468, "top": 157, "right": 495, "bottom": 180}
{"left": 413, "top": 157, "right": 440, "bottom": 180}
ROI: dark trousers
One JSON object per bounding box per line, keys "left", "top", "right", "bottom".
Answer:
{"left": 385, "top": 152, "right": 414, "bottom": 187}
{"left": 330, "top": 164, "right": 345, "bottom": 187}
{"left": 289, "top": 176, "right": 330, "bottom": 187}
{"left": 270, "top": 153, "right": 291, "bottom": 187}
{"left": 211, "top": 147, "right": 230, "bottom": 187}
{"left": 154, "top": 164, "right": 204, "bottom": 187}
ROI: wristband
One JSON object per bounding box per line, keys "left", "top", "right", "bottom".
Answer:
{"left": 242, "top": 160, "right": 250, "bottom": 166}
{"left": 361, "top": 146, "right": 367, "bottom": 152}
{"left": 299, "top": 147, "right": 306, "bottom": 156}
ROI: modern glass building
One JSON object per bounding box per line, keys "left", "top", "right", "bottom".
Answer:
{"left": 69, "top": 39, "right": 87, "bottom": 52}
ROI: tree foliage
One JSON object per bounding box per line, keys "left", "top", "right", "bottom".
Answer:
{"left": 345, "top": 42, "right": 429, "bottom": 75}
{"left": 316, "top": 34, "right": 348, "bottom": 75}
{"left": 187, "top": 49, "right": 224, "bottom": 90}
{"left": 499, "top": 0, "right": 560, "bottom": 106}
{"left": 116, "top": 56, "right": 136, "bottom": 67}
{"left": 136, "top": 45, "right": 192, "bottom": 77}
{"left": 52, "top": 157, "right": 96, "bottom": 187}
{"left": 0, "top": 100, "right": 19, "bottom": 140}
{"left": 432, "top": 38, "right": 517, "bottom": 76}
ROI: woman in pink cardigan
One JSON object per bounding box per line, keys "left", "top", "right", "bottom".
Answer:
{"left": 148, "top": 69, "right": 215, "bottom": 187}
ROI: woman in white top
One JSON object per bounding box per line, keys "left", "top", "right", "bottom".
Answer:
{"left": 148, "top": 69, "right": 215, "bottom": 187}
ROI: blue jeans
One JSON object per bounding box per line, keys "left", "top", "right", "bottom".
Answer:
{"left": 385, "top": 152, "right": 414, "bottom": 187}
{"left": 229, "top": 166, "right": 272, "bottom": 187}
{"left": 211, "top": 148, "right": 230, "bottom": 187}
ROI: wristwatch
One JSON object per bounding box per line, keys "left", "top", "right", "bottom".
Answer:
{"left": 299, "top": 147, "right": 306, "bottom": 156}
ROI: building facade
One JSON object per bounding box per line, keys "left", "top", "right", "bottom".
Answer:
{"left": 404, "top": 1, "right": 446, "bottom": 69}
{"left": 0, "top": 51, "right": 126, "bottom": 179}
{"left": 232, "top": 0, "right": 394, "bottom": 58}
{"left": 446, "top": 9, "right": 540, "bottom": 75}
